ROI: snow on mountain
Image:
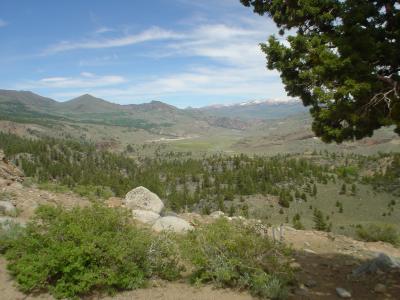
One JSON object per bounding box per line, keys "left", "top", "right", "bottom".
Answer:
{"left": 203, "top": 98, "right": 299, "bottom": 109}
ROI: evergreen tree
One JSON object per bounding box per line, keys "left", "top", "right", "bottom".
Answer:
{"left": 242, "top": 0, "right": 400, "bottom": 141}
{"left": 313, "top": 209, "right": 328, "bottom": 231}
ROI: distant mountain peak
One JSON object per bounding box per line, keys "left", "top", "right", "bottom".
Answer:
{"left": 0, "top": 89, "right": 57, "bottom": 107}
{"left": 203, "top": 98, "right": 300, "bottom": 109}
{"left": 192, "top": 97, "right": 306, "bottom": 121}
{"left": 69, "top": 94, "right": 106, "bottom": 102}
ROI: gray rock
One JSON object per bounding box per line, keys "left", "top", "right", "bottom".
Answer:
{"left": 305, "top": 279, "right": 317, "bottom": 288}
{"left": 0, "top": 201, "right": 17, "bottom": 217}
{"left": 152, "top": 216, "right": 194, "bottom": 234}
{"left": 124, "top": 186, "right": 164, "bottom": 214}
{"left": 352, "top": 253, "right": 400, "bottom": 276}
{"left": 131, "top": 210, "right": 160, "bottom": 225}
{"left": 336, "top": 287, "right": 351, "bottom": 298}
{"left": 210, "top": 211, "right": 225, "bottom": 219}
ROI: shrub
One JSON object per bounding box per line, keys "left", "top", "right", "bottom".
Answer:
{"left": 3, "top": 205, "right": 182, "bottom": 299}
{"left": 356, "top": 224, "right": 400, "bottom": 246}
{"left": 180, "top": 219, "right": 293, "bottom": 299}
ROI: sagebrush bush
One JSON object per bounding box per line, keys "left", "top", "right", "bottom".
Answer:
{"left": 180, "top": 219, "right": 293, "bottom": 300}
{"left": 356, "top": 224, "right": 400, "bottom": 246}
{"left": 3, "top": 205, "right": 182, "bottom": 299}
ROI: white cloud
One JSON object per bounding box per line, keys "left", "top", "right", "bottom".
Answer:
{"left": 78, "top": 54, "right": 119, "bottom": 67}
{"left": 34, "top": 14, "right": 288, "bottom": 104}
{"left": 94, "top": 26, "right": 114, "bottom": 34}
{"left": 44, "top": 27, "right": 183, "bottom": 54}
{"left": 0, "top": 18, "right": 8, "bottom": 27}
{"left": 21, "top": 72, "right": 126, "bottom": 89}
{"left": 148, "top": 19, "right": 277, "bottom": 68}
{"left": 61, "top": 64, "right": 283, "bottom": 104}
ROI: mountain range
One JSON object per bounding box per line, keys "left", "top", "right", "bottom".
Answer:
{"left": 0, "top": 89, "right": 399, "bottom": 156}
{"left": 0, "top": 89, "right": 307, "bottom": 128}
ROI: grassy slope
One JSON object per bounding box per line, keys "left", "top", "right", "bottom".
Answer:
{"left": 244, "top": 182, "right": 399, "bottom": 236}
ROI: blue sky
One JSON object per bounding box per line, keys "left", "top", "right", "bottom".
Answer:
{"left": 0, "top": 0, "right": 288, "bottom": 107}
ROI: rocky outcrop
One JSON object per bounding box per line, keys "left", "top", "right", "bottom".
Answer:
{"left": 152, "top": 216, "right": 194, "bottom": 234}
{"left": 123, "top": 186, "right": 164, "bottom": 214}
{"left": 132, "top": 209, "right": 160, "bottom": 225}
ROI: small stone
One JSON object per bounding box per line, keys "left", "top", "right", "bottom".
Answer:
{"left": 374, "top": 283, "right": 386, "bottom": 293}
{"left": 304, "top": 248, "right": 317, "bottom": 254}
{"left": 305, "top": 279, "right": 317, "bottom": 288}
{"left": 289, "top": 262, "right": 301, "bottom": 270}
{"left": 336, "top": 287, "right": 351, "bottom": 298}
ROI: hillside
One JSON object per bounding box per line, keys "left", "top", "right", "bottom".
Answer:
{"left": 192, "top": 99, "right": 308, "bottom": 120}
{"left": 57, "top": 94, "right": 122, "bottom": 113}
{"left": 0, "top": 89, "right": 399, "bottom": 156}
{"left": 0, "top": 154, "right": 399, "bottom": 299}
{"left": 0, "top": 89, "right": 57, "bottom": 110}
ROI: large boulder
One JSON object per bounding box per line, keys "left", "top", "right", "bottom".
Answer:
{"left": 152, "top": 216, "right": 194, "bottom": 234}
{"left": 132, "top": 209, "right": 160, "bottom": 225}
{"left": 0, "top": 201, "right": 17, "bottom": 217}
{"left": 123, "top": 186, "right": 164, "bottom": 214}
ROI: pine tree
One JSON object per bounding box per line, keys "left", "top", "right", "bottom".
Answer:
{"left": 313, "top": 209, "right": 328, "bottom": 231}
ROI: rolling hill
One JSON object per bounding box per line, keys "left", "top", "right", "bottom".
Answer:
{"left": 0, "top": 89, "right": 399, "bottom": 155}
{"left": 192, "top": 99, "right": 308, "bottom": 120}
{"left": 1, "top": 89, "right": 306, "bottom": 132}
